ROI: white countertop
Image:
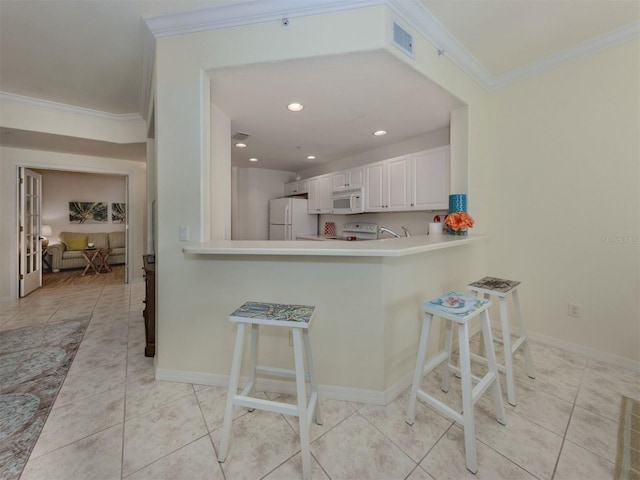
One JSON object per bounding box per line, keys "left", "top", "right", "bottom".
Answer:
{"left": 183, "top": 234, "right": 488, "bottom": 258}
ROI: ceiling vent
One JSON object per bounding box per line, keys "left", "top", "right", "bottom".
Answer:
{"left": 231, "top": 131, "right": 250, "bottom": 141}
{"left": 392, "top": 22, "right": 413, "bottom": 58}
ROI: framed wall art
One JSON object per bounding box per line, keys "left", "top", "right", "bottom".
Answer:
{"left": 68, "top": 201, "right": 108, "bottom": 224}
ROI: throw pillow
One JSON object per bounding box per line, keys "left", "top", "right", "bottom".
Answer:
{"left": 65, "top": 235, "right": 88, "bottom": 251}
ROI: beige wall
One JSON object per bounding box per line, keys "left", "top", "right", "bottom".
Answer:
{"left": 488, "top": 39, "right": 640, "bottom": 362}
{"left": 232, "top": 167, "right": 296, "bottom": 240}
{"left": 0, "top": 147, "right": 147, "bottom": 300}
{"left": 153, "top": 5, "right": 493, "bottom": 385}
{"left": 38, "top": 170, "right": 127, "bottom": 241}
{"left": 153, "top": 4, "right": 638, "bottom": 393}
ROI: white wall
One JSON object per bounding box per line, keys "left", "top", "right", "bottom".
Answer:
{"left": 489, "top": 39, "right": 640, "bottom": 363}
{"left": 154, "top": 5, "right": 493, "bottom": 378}
{"left": 0, "top": 147, "right": 147, "bottom": 300}
{"left": 37, "top": 170, "right": 126, "bottom": 241}
{"left": 232, "top": 167, "right": 296, "bottom": 240}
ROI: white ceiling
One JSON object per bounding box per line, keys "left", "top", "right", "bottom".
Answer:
{"left": 0, "top": 0, "right": 638, "bottom": 169}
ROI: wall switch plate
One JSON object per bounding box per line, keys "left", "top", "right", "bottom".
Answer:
{"left": 568, "top": 303, "right": 581, "bottom": 318}
{"left": 179, "top": 226, "right": 189, "bottom": 241}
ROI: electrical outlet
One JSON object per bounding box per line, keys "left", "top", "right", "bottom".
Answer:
{"left": 568, "top": 303, "right": 581, "bottom": 318}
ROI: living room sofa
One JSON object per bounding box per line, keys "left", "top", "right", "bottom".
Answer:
{"left": 47, "top": 231, "right": 126, "bottom": 272}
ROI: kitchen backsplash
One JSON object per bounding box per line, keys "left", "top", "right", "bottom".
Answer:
{"left": 319, "top": 210, "right": 448, "bottom": 237}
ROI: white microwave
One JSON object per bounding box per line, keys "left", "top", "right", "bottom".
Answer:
{"left": 332, "top": 188, "right": 365, "bottom": 214}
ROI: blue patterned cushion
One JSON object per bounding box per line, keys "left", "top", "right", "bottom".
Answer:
{"left": 231, "top": 302, "right": 315, "bottom": 323}
{"left": 426, "top": 292, "right": 489, "bottom": 317}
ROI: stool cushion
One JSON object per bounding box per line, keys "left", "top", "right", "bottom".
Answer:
{"left": 423, "top": 292, "right": 491, "bottom": 321}
{"left": 230, "top": 302, "right": 315, "bottom": 326}
{"left": 468, "top": 276, "right": 520, "bottom": 296}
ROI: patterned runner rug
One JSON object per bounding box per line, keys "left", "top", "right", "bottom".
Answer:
{"left": 0, "top": 317, "right": 90, "bottom": 480}
{"left": 615, "top": 395, "right": 640, "bottom": 480}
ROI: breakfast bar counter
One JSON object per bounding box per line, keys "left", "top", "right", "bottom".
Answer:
{"left": 182, "top": 234, "right": 488, "bottom": 257}
{"left": 158, "top": 235, "right": 490, "bottom": 405}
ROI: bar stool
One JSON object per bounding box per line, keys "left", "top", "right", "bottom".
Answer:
{"left": 406, "top": 292, "right": 506, "bottom": 474}
{"left": 218, "top": 302, "right": 322, "bottom": 480}
{"left": 468, "top": 276, "right": 536, "bottom": 406}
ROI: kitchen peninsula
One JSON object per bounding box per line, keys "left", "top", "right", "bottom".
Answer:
{"left": 176, "top": 235, "right": 489, "bottom": 404}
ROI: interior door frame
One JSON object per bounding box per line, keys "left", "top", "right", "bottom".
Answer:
{"left": 14, "top": 164, "right": 133, "bottom": 294}
{"left": 18, "top": 167, "right": 43, "bottom": 297}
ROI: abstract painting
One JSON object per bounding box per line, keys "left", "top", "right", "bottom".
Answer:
{"left": 111, "top": 203, "right": 126, "bottom": 223}
{"left": 68, "top": 202, "right": 107, "bottom": 224}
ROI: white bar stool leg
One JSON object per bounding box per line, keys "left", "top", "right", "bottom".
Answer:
{"left": 303, "top": 329, "right": 323, "bottom": 425}
{"left": 218, "top": 323, "right": 246, "bottom": 462}
{"left": 441, "top": 319, "right": 454, "bottom": 392}
{"left": 476, "top": 292, "right": 490, "bottom": 357}
{"left": 246, "top": 324, "right": 259, "bottom": 410}
{"left": 480, "top": 310, "right": 506, "bottom": 425}
{"left": 292, "top": 328, "right": 311, "bottom": 480}
{"left": 406, "top": 312, "right": 432, "bottom": 425}
{"left": 513, "top": 290, "right": 536, "bottom": 379}
{"left": 457, "top": 321, "right": 477, "bottom": 474}
{"left": 498, "top": 297, "right": 517, "bottom": 406}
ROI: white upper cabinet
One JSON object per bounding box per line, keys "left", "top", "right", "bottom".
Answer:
{"left": 284, "top": 179, "right": 309, "bottom": 196}
{"left": 307, "top": 175, "right": 332, "bottom": 213}
{"left": 333, "top": 166, "right": 365, "bottom": 189}
{"left": 411, "top": 146, "right": 450, "bottom": 210}
{"left": 365, "top": 155, "right": 411, "bottom": 211}
{"left": 386, "top": 155, "right": 411, "bottom": 210}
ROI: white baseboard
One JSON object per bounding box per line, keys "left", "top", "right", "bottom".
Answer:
{"left": 155, "top": 326, "right": 640, "bottom": 406}
{"left": 155, "top": 367, "right": 407, "bottom": 406}
{"left": 487, "top": 320, "right": 640, "bottom": 372}
{"left": 527, "top": 330, "right": 640, "bottom": 372}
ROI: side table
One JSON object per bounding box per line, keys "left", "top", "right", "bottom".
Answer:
{"left": 82, "top": 248, "right": 102, "bottom": 275}
{"left": 41, "top": 247, "right": 52, "bottom": 272}
{"left": 96, "top": 248, "right": 112, "bottom": 273}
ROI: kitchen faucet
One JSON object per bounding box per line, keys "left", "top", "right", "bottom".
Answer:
{"left": 401, "top": 226, "right": 411, "bottom": 237}
{"left": 378, "top": 227, "right": 401, "bottom": 238}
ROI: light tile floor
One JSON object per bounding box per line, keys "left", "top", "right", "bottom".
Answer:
{"left": 2, "top": 281, "right": 638, "bottom": 479}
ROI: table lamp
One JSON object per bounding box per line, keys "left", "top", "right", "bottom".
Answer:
{"left": 41, "top": 225, "right": 53, "bottom": 247}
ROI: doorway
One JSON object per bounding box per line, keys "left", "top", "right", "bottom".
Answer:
{"left": 18, "top": 168, "right": 130, "bottom": 295}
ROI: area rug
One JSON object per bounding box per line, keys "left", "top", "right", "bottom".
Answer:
{"left": 0, "top": 317, "right": 90, "bottom": 480}
{"left": 615, "top": 395, "right": 640, "bottom": 480}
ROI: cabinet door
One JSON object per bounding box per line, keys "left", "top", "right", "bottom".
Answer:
{"left": 285, "top": 182, "right": 298, "bottom": 196}
{"left": 297, "top": 179, "right": 309, "bottom": 194}
{"left": 318, "top": 175, "right": 333, "bottom": 213}
{"left": 347, "top": 166, "right": 365, "bottom": 187}
{"left": 332, "top": 171, "right": 348, "bottom": 189}
{"left": 387, "top": 155, "right": 411, "bottom": 210}
{"left": 365, "top": 161, "right": 385, "bottom": 211}
{"left": 307, "top": 178, "right": 319, "bottom": 213}
{"left": 412, "top": 147, "right": 450, "bottom": 210}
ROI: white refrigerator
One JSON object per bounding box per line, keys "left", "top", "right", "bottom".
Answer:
{"left": 269, "top": 198, "right": 318, "bottom": 240}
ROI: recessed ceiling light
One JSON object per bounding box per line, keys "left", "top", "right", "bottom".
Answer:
{"left": 249, "top": 158, "right": 258, "bottom": 162}
{"left": 287, "top": 103, "right": 304, "bottom": 112}
{"left": 306, "top": 155, "right": 316, "bottom": 160}
{"left": 373, "top": 130, "right": 387, "bottom": 136}
{"left": 235, "top": 142, "right": 247, "bottom": 148}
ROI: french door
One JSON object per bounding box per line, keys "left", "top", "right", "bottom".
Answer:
{"left": 19, "top": 167, "right": 43, "bottom": 297}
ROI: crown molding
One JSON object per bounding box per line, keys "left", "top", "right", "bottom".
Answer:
{"left": 386, "top": 0, "right": 494, "bottom": 89}
{"left": 145, "top": 0, "right": 640, "bottom": 91}
{"left": 144, "top": 0, "right": 385, "bottom": 38}
{"left": 490, "top": 21, "right": 640, "bottom": 90}
{"left": 0, "top": 92, "right": 144, "bottom": 122}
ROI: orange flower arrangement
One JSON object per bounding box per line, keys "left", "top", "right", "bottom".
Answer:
{"left": 445, "top": 212, "right": 475, "bottom": 231}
